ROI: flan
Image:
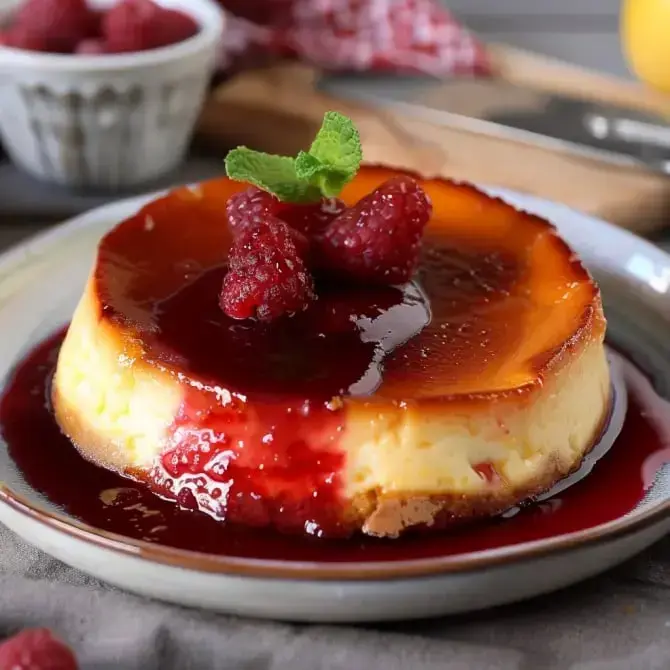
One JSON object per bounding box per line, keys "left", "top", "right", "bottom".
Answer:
{"left": 52, "top": 165, "right": 610, "bottom": 538}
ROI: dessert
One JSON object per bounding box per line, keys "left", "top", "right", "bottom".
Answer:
{"left": 52, "top": 113, "right": 610, "bottom": 538}
{"left": 0, "top": 0, "right": 199, "bottom": 55}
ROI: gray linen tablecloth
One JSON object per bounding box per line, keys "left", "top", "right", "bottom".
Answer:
{"left": 2, "top": 222, "right": 670, "bottom": 670}
{"left": 1, "top": 523, "right": 670, "bottom": 669}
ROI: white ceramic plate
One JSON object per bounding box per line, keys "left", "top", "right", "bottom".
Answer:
{"left": 1, "top": 185, "right": 670, "bottom": 623}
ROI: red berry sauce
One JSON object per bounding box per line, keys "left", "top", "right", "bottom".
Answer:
{"left": 147, "top": 269, "right": 430, "bottom": 537}
{"left": 1, "top": 333, "right": 669, "bottom": 562}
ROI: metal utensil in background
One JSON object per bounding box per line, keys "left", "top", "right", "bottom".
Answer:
{"left": 317, "top": 74, "right": 670, "bottom": 174}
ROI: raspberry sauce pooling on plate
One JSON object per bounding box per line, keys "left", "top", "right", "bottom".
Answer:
{"left": 1, "top": 333, "right": 669, "bottom": 563}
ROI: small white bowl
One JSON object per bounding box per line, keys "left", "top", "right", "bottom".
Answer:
{"left": 0, "top": 0, "right": 225, "bottom": 190}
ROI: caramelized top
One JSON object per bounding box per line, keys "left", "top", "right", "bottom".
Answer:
{"left": 94, "top": 165, "right": 602, "bottom": 404}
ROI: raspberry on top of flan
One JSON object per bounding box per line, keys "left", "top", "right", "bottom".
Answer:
{"left": 53, "top": 116, "right": 609, "bottom": 539}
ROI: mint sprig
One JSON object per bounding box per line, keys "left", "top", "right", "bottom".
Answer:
{"left": 224, "top": 111, "right": 362, "bottom": 203}
{"left": 224, "top": 151, "right": 321, "bottom": 203}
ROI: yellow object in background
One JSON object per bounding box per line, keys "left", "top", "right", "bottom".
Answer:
{"left": 622, "top": 0, "right": 670, "bottom": 92}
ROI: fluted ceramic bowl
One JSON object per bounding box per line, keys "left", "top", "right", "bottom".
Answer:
{"left": 0, "top": 0, "right": 224, "bottom": 190}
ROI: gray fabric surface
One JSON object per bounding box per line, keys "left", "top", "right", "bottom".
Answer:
{"left": 1, "top": 522, "right": 670, "bottom": 669}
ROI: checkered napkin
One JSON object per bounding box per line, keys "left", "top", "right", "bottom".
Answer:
{"left": 216, "top": 0, "right": 491, "bottom": 76}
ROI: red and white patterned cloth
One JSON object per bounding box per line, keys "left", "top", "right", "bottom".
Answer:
{"left": 216, "top": 0, "right": 490, "bottom": 77}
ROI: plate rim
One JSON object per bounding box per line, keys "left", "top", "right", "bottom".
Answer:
{"left": 2, "top": 476, "right": 669, "bottom": 582}
{"left": 1, "top": 183, "right": 670, "bottom": 582}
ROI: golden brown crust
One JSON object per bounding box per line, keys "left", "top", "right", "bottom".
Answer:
{"left": 355, "top": 432, "right": 600, "bottom": 538}
{"left": 357, "top": 419, "right": 608, "bottom": 537}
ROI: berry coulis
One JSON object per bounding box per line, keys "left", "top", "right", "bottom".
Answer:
{"left": 1, "top": 330, "right": 669, "bottom": 563}
{"left": 146, "top": 268, "right": 430, "bottom": 537}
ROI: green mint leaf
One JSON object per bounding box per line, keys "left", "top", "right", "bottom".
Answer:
{"left": 294, "top": 151, "right": 351, "bottom": 198}
{"left": 225, "top": 147, "right": 320, "bottom": 203}
{"left": 224, "top": 112, "right": 363, "bottom": 203}
{"left": 296, "top": 111, "right": 362, "bottom": 190}
{"left": 294, "top": 150, "right": 322, "bottom": 179}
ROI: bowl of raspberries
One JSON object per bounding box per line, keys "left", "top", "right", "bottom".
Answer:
{"left": 0, "top": 0, "right": 224, "bottom": 189}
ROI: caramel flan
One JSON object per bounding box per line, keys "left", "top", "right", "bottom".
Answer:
{"left": 52, "top": 165, "right": 609, "bottom": 538}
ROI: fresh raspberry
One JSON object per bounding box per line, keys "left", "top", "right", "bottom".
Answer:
{"left": 103, "top": 0, "right": 198, "bottom": 53}
{"left": 102, "top": 0, "right": 161, "bottom": 53}
{"left": 317, "top": 176, "right": 432, "bottom": 284}
{"left": 15, "top": 0, "right": 97, "bottom": 53}
{"left": 280, "top": 197, "right": 346, "bottom": 238}
{"left": 226, "top": 187, "right": 279, "bottom": 235}
{"left": 75, "top": 38, "right": 106, "bottom": 55}
{"left": 226, "top": 187, "right": 345, "bottom": 242}
{"left": 220, "top": 216, "right": 316, "bottom": 321}
{"left": 152, "top": 8, "right": 199, "bottom": 48}
{"left": 0, "top": 628, "right": 78, "bottom": 670}
{"left": 225, "top": 187, "right": 308, "bottom": 256}
{"left": 0, "top": 25, "right": 51, "bottom": 51}
{"left": 286, "top": 227, "right": 310, "bottom": 259}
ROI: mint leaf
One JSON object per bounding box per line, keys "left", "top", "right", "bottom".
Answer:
{"left": 306, "top": 111, "right": 362, "bottom": 178}
{"left": 224, "top": 111, "right": 363, "bottom": 203}
{"left": 294, "top": 150, "right": 322, "bottom": 178}
{"left": 294, "top": 112, "right": 362, "bottom": 196}
{"left": 294, "top": 151, "right": 351, "bottom": 198}
{"left": 225, "top": 148, "right": 320, "bottom": 203}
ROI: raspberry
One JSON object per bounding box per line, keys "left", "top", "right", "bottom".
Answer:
{"left": 103, "top": 0, "right": 198, "bottom": 53}
{"left": 152, "top": 9, "right": 199, "bottom": 48}
{"left": 226, "top": 188, "right": 314, "bottom": 257}
{"left": 226, "top": 187, "right": 280, "bottom": 235}
{"left": 220, "top": 216, "right": 315, "bottom": 321}
{"left": 281, "top": 197, "right": 346, "bottom": 238}
{"left": 0, "top": 628, "right": 78, "bottom": 670}
{"left": 317, "top": 176, "right": 432, "bottom": 284}
{"left": 226, "top": 187, "right": 345, "bottom": 248}
{"left": 0, "top": 25, "right": 51, "bottom": 51}
{"left": 14, "top": 0, "right": 97, "bottom": 53}
{"left": 102, "top": 0, "right": 161, "bottom": 53}
{"left": 287, "top": 227, "right": 310, "bottom": 259}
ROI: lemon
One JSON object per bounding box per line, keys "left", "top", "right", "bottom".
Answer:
{"left": 622, "top": 0, "right": 670, "bottom": 92}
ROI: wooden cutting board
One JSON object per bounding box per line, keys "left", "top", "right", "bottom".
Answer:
{"left": 197, "top": 44, "right": 670, "bottom": 236}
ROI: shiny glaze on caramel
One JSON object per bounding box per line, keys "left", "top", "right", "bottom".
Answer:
{"left": 95, "top": 165, "right": 603, "bottom": 404}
